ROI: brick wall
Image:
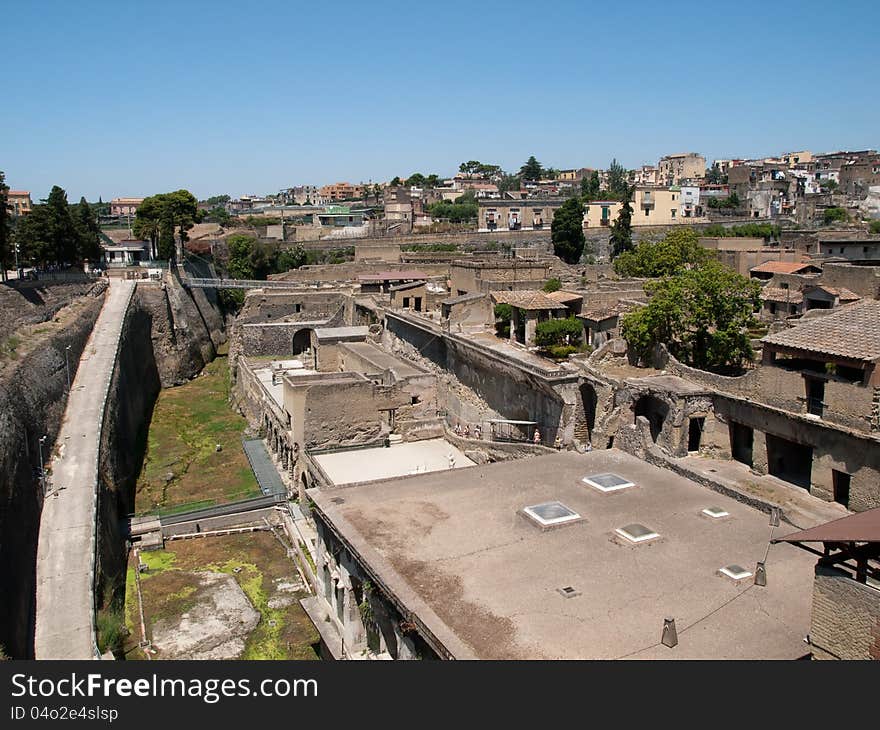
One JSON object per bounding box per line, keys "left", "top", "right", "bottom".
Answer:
{"left": 810, "top": 564, "right": 880, "bottom": 660}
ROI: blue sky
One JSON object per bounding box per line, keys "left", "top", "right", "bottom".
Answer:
{"left": 3, "top": 0, "right": 878, "bottom": 202}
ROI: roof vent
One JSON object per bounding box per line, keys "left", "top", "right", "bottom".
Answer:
{"left": 719, "top": 564, "right": 753, "bottom": 581}
{"left": 581, "top": 473, "right": 636, "bottom": 493}
{"left": 330, "top": 497, "right": 346, "bottom": 505}
{"left": 702, "top": 507, "right": 729, "bottom": 519}
{"left": 557, "top": 586, "right": 581, "bottom": 599}
{"left": 521, "top": 501, "right": 582, "bottom": 529}
{"left": 615, "top": 523, "right": 659, "bottom": 544}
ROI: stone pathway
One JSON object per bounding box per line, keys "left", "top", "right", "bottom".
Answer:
{"left": 34, "top": 279, "right": 135, "bottom": 659}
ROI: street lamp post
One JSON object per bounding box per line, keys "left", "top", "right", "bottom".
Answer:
{"left": 38, "top": 434, "right": 48, "bottom": 494}
{"left": 65, "top": 345, "right": 72, "bottom": 392}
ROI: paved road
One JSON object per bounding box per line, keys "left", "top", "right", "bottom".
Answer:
{"left": 34, "top": 279, "right": 135, "bottom": 659}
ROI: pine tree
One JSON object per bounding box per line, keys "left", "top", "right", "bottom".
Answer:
{"left": 0, "top": 172, "right": 9, "bottom": 281}
{"left": 610, "top": 185, "right": 634, "bottom": 258}
{"left": 551, "top": 197, "right": 585, "bottom": 264}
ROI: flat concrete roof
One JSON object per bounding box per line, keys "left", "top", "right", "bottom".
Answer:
{"left": 340, "top": 341, "right": 425, "bottom": 379}
{"left": 252, "top": 360, "right": 315, "bottom": 408}
{"left": 310, "top": 450, "right": 816, "bottom": 659}
{"left": 625, "top": 375, "right": 712, "bottom": 397}
{"left": 313, "top": 438, "right": 474, "bottom": 486}
{"left": 314, "top": 326, "right": 369, "bottom": 341}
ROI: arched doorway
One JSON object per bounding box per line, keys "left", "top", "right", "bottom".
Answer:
{"left": 634, "top": 395, "right": 669, "bottom": 443}
{"left": 579, "top": 383, "right": 598, "bottom": 437}
{"left": 292, "top": 328, "right": 313, "bottom": 356}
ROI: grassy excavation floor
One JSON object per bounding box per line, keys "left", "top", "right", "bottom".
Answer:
{"left": 135, "top": 355, "right": 259, "bottom": 514}
{"left": 124, "top": 533, "right": 319, "bottom": 660}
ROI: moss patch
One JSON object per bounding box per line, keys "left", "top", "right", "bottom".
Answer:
{"left": 135, "top": 355, "right": 260, "bottom": 513}
{"left": 128, "top": 534, "right": 318, "bottom": 661}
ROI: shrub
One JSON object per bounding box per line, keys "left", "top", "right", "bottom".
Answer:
{"left": 823, "top": 207, "right": 848, "bottom": 225}
{"left": 534, "top": 317, "right": 583, "bottom": 349}
{"left": 546, "top": 344, "right": 579, "bottom": 359}
{"left": 543, "top": 278, "right": 562, "bottom": 293}
{"left": 494, "top": 303, "right": 512, "bottom": 338}
{"left": 868, "top": 220, "right": 880, "bottom": 234}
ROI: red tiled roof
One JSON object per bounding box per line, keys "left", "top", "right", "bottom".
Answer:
{"left": 750, "top": 261, "right": 820, "bottom": 275}
{"left": 490, "top": 290, "right": 565, "bottom": 310}
{"left": 761, "top": 287, "right": 804, "bottom": 304}
{"left": 761, "top": 300, "right": 880, "bottom": 362}
{"left": 546, "top": 290, "right": 583, "bottom": 304}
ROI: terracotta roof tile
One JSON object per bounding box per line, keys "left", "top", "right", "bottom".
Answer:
{"left": 761, "top": 300, "right": 880, "bottom": 362}
{"left": 490, "top": 290, "right": 564, "bottom": 310}
{"left": 761, "top": 287, "right": 804, "bottom": 304}
{"left": 546, "top": 290, "right": 583, "bottom": 304}
{"left": 750, "top": 261, "right": 820, "bottom": 275}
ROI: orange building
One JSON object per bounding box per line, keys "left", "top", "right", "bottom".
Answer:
{"left": 318, "top": 182, "right": 364, "bottom": 202}
{"left": 7, "top": 190, "right": 32, "bottom": 216}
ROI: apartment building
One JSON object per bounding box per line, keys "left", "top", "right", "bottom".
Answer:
{"left": 6, "top": 190, "right": 32, "bottom": 216}
{"left": 319, "top": 182, "right": 365, "bottom": 202}
{"left": 109, "top": 197, "right": 143, "bottom": 216}
{"left": 658, "top": 153, "right": 706, "bottom": 185}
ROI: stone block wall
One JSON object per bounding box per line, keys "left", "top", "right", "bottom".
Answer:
{"left": 809, "top": 564, "right": 880, "bottom": 660}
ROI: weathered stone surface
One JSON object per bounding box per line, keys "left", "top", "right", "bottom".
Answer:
{"left": 150, "top": 572, "right": 260, "bottom": 659}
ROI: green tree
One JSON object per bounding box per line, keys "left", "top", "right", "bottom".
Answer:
{"left": 519, "top": 156, "right": 544, "bottom": 181}
{"left": 372, "top": 184, "right": 382, "bottom": 204}
{"left": 276, "top": 244, "right": 306, "bottom": 272}
{"left": 46, "top": 186, "right": 79, "bottom": 264}
{"left": 13, "top": 205, "right": 53, "bottom": 266}
{"left": 0, "top": 172, "right": 9, "bottom": 280}
{"left": 494, "top": 303, "right": 512, "bottom": 338}
{"left": 543, "top": 277, "right": 562, "bottom": 292}
{"left": 606, "top": 159, "right": 629, "bottom": 199}
{"left": 204, "top": 194, "right": 230, "bottom": 206}
{"left": 620, "top": 260, "right": 761, "bottom": 372}
{"left": 551, "top": 197, "right": 585, "bottom": 264}
{"left": 226, "top": 233, "right": 257, "bottom": 279}
{"left": 73, "top": 197, "right": 101, "bottom": 263}
{"left": 389, "top": 176, "right": 402, "bottom": 187}
{"left": 609, "top": 185, "right": 634, "bottom": 258}
{"left": 705, "top": 164, "right": 726, "bottom": 185}
{"left": 158, "top": 210, "right": 176, "bottom": 260}
{"left": 204, "top": 206, "right": 231, "bottom": 225}
{"left": 823, "top": 207, "right": 847, "bottom": 225}
{"left": 498, "top": 174, "right": 521, "bottom": 192}
{"left": 424, "top": 174, "right": 441, "bottom": 188}
{"left": 13, "top": 186, "right": 80, "bottom": 267}
{"left": 869, "top": 220, "right": 880, "bottom": 234}
{"left": 580, "top": 170, "right": 600, "bottom": 201}
{"left": 613, "top": 228, "right": 709, "bottom": 278}
{"left": 133, "top": 189, "right": 201, "bottom": 260}
{"left": 406, "top": 173, "right": 426, "bottom": 187}
{"left": 534, "top": 317, "right": 583, "bottom": 348}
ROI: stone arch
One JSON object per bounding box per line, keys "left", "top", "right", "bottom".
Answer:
{"left": 292, "top": 328, "right": 313, "bottom": 356}
{"left": 634, "top": 394, "right": 669, "bottom": 443}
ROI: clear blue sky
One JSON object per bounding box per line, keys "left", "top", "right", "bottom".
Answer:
{"left": 3, "top": 0, "right": 878, "bottom": 202}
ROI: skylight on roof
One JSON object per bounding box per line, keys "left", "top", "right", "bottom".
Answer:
{"left": 702, "top": 507, "right": 730, "bottom": 519}
{"left": 582, "top": 473, "right": 636, "bottom": 492}
{"left": 615, "top": 523, "right": 660, "bottom": 543}
{"left": 719, "top": 564, "right": 752, "bottom": 581}
{"left": 522, "top": 501, "right": 582, "bottom": 528}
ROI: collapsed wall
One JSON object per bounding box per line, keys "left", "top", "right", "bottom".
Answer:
{"left": 0, "top": 285, "right": 106, "bottom": 658}
{"left": 136, "top": 275, "right": 226, "bottom": 386}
